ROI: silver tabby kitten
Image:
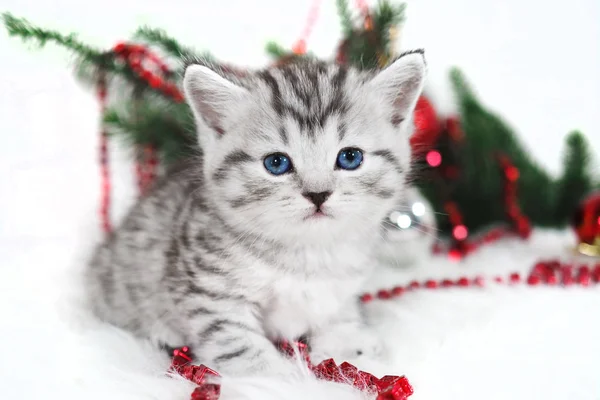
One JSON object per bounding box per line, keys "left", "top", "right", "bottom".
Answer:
{"left": 86, "top": 51, "right": 426, "bottom": 376}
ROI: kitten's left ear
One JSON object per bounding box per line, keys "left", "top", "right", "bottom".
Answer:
{"left": 369, "top": 50, "right": 427, "bottom": 126}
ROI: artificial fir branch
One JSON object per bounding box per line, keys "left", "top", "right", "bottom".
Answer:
{"left": 133, "top": 26, "right": 202, "bottom": 61}
{"left": 450, "top": 67, "right": 558, "bottom": 230}
{"left": 3, "top": 4, "right": 597, "bottom": 237}
{"left": 372, "top": 0, "right": 405, "bottom": 49}
{"left": 339, "top": 0, "right": 405, "bottom": 70}
{"left": 2, "top": 12, "right": 102, "bottom": 59}
{"left": 104, "top": 97, "right": 196, "bottom": 164}
{"left": 374, "top": 0, "right": 406, "bottom": 27}
{"left": 554, "top": 131, "right": 594, "bottom": 225}
{"left": 336, "top": 0, "right": 354, "bottom": 36}
{"left": 1, "top": 13, "right": 169, "bottom": 96}
{"left": 265, "top": 41, "right": 288, "bottom": 59}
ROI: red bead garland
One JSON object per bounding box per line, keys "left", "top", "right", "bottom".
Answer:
{"left": 359, "top": 259, "right": 600, "bottom": 303}
{"left": 498, "top": 154, "right": 531, "bottom": 239}
{"left": 434, "top": 155, "right": 531, "bottom": 260}
{"left": 96, "top": 42, "right": 185, "bottom": 231}
{"left": 355, "top": 0, "right": 370, "bottom": 17}
{"left": 292, "top": 0, "right": 323, "bottom": 55}
{"left": 97, "top": 75, "right": 112, "bottom": 234}
{"left": 135, "top": 145, "right": 158, "bottom": 196}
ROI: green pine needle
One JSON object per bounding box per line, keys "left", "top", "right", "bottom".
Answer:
{"left": 2, "top": 12, "right": 104, "bottom": 60}
{"left": 265, "top": 41, "right": 288, "bottom": 59}
{"left": 104, "top": 96, "right": 196, "bottom": 164}
{"left": 373, "top": 0, "right": 406, "bottom": 28}
{"left": 133, "top": 26, "right": 198, "bottom": 59}
{"left": 554, "top": 131, "right": 594, "bottom": 225}
{"left": 336, "top": 0, "right": 354, "bottom": 36}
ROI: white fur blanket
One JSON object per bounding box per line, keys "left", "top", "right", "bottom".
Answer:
{"left": 2, "top": 225, "right": 599, "bottom": 400}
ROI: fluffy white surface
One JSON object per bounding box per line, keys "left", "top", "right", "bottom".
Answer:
{"left": 3, "top": 206, "right": 600, "bottom": 400}
{"left": 1, "top": 0, "right": 600, "bottom": 398}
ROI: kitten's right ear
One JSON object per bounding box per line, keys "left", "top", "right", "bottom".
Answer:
{"left": 183, "top": 63, "right": 248, "bottom": 135}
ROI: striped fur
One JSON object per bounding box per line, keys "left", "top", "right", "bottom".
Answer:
{"left": 85, "top": 52, "right": 426, "bottom": 376}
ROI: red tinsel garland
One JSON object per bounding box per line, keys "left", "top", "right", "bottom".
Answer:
{"left": 170, "top": 343, "right": 413, "bottom": 400}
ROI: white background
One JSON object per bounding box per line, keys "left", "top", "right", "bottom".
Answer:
{"left": 1, "top": 0, "right": 599, "bottom": 243}
{"left": 0, "top": 1, "right": 599, "bottom": 399}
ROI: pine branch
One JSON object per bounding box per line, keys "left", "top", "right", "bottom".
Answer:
{"left": 265, "top": 41, "right": 288, "bottom": 59}
{"left": 133, "top": 26, "right": 198, "bottom": 59}
{"left": 104, "top": 96, "right": 196, "bottom": 164}
{"left": 448, "top": 67, "right": 558, "bottom": 232}
{"left": 373, "top": 0, "right": 406, "bottom": 29}
{"left": 554, "top": 131, "right": 594, "bottom": 225}
{"left": 336, "top": 0, "right": 354, "bottom": 36}
{"left": 2, "top": 13, "right": 105, "bottom": 61}
{"left": 372, "top": 0, "right": 406, "bottom": 56}
{"left": 338, "top": 1, "right": 406, "bottom": 70}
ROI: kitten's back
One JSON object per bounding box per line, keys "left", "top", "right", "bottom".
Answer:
{"left": 85, "top": 162, "right": 199, "bottom": 333}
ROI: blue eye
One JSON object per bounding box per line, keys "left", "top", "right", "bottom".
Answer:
{"left": 336, "top": 148, "right": 363, "bottom": 170}
{"left": 263, "top": 153, "right": 292, "bottom": 175}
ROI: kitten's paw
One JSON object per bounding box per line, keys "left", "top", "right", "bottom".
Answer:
{"left": 309, "top": 325, "right": 385, "bottom": 364}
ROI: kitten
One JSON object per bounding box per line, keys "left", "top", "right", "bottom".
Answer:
{"left": 85, "top": 51, "right": 426, "bottom": 376}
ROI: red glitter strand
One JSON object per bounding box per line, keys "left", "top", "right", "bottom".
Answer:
{"left": 292, "top": 0, "right": 323, "bottom": 55}
{"left": 112, "top": 42, "right": 184, "bottom": 102}
{"left": 498, "top": 154, "right": 531, "bottom": 238}
{"left": 97, "top": 75, "right": 112, "bottom": 234}
{"left": 95, "top": 42, "right": 179, "bottom": 229}
{"left": 355, "top": 0, "right": 370, "bottom": 16}
{"left": 135, "top": 145, "right": 158, "bottom": 195}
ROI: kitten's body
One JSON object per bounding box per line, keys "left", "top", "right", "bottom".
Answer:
{"left": 86, "top": 54, "right": 426, "bottom": 376}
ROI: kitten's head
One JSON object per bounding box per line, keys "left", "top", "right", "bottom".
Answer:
{"left": 183, "top": 52, "right": 426, "bottom": 244}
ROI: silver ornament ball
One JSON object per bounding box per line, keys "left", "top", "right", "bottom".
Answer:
{"left": 377, "top": 187, "right": 437, "bottom": 267}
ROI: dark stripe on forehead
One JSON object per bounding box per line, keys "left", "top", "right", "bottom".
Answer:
{"left": 305, "top": 68, "right": 322, "bottom": 110}
{"left": 338, "top": 121, "right": 347, "bottom": 142}
{"left": 281, "top": 66, "right": 311, "bottom": 109}
{"left": 258, "top": 70, "right": 283, "bottom": 115}
{"left": 212, "top": 151, "right": 254, "bottom": 182}
{"left": 372, "top": 149, "right": 403, "bottom": 174}
{"left": 279, "top": 126, "right": 289, "bottom": 145}
{"left": 257, "top": 63, "right": 350, "bottom": 136}
{"left": 316, "top": 66, "right": 349, "bottom": 129}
